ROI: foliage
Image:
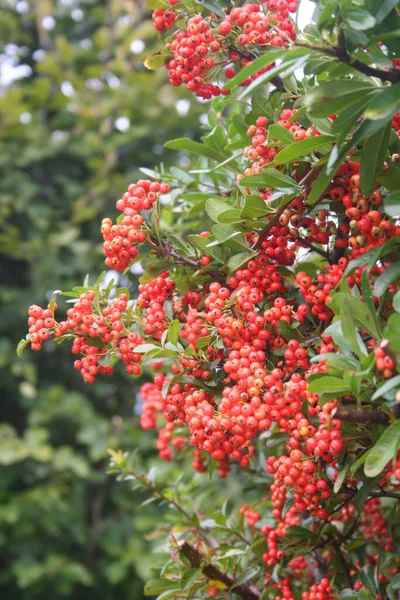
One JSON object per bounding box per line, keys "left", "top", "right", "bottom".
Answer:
{"left": 17, "top": 0, "right": 400, "bottom": 599}
{"left": 0, "top": 0, "right": 203, "bottom": 598}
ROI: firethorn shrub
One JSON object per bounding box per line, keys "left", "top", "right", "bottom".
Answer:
{"left": 18, "top": 0, "right": 400, "bottom": 599}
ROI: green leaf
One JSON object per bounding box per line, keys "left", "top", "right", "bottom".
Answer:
{"left": 144, "top": 579, "right": 178, "bottom": 596}
{"left": 241, "top": 195, "right": 270, "bottom": 218}
{"left": 341, "top": 298, "right": 366, "bottom": 358}
{"left": 304, "top": 80, "right": 377, "bottom": 118}
{"left": 333, "top": 462, "right": 351, "bottom": 493}
{"left": 268, "top": 124, "right": 295, "bottom": 146}
{"left": 217, "top": 209, "right": 243, "bottom": 223}
{"left": 365, "top": 84, "right": 400, "bottom": 121}
{"left": 167, "top": 320, "right": 180, "bottom": 347}
{"left": 227, "top": 252, "right": 254, "bottom": 273}
{"left": 225, "top": 48, "right": 287, "bottom": 88}
{"left": 273, "top": 135, "right": 335, "bottom": 165}
{"left": 240, "top": 168, "right": 300, "bottom": 189}
{"left": 144, "top": 52, "right": 172, "bottom": 70}
{"left": 360, "top": 122, "right": 391, "bottom": 196}
{"left": 386, "top": 313, "right": 400, "bottom": 352}
{"left": 164, "top": 138, "right": 227, "bottom": 162}
{"left": 307, "top": 376, "right": 349, "bottom": 394}
{"left": 371, "top": 375, "right": 400, "bottom": 401}
{"left": 364, "top": 420, "right": 400, "bottom": 478}
{"left": 277, "top": 320, "right": 302, "bottom": 341}
{"left": 287, "top": 525, "right": 317, "bottom": 540}
{"left": 307, "top": 167, "right": 333, "bottom": 204}
{"left": 344, "top": 9, "right": 376, "bottom": 30}
{"left": 353, "top": 477, "right": 380, "bottom": 512}
{"left": 132, "top": 344, "right": 159, "bottom": 353}
{"left": 17, "top": 336, "right": 30, "bottom": 357}
{"left": 188, "top": 234, "right": 224, "bottom": 263}
{"left": 359, "top": 567, "right": 378, "bottom": 595}
{"left": 393, "top": 291, "right": 400, "bottom": 312}
{"left": 384, "top": 190, "right": 400, "bottom": 217}
{"left": 205, "top": 198, "right": 229, "bottom": 223}
{"left": 231, "top": 567, "right": 260, "bottom": 590}
{"left": 373, "top": 262, "right": 400, "bottom": 297}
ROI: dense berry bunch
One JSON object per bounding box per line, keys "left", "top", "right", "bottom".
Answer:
{"left": 157, "top": 1, "right": 298, "bottom": 98}
{"left": 101, "top": 180, "right": 170, "bottom": 271}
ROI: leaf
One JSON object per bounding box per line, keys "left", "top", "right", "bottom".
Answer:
{"left": 167, "top": 320, "right": 180, "bottom": 347}
{"left": 386, "top": 313, "right": 400, "bottom": 352}
{"left": 144, "top": 579, "right": 178, "bottom": 596}
{"left": 364, "top": 420, "right": 400, "bottom": 478}
{"left": 304, "top": 80, "right": 377, "bottom": 118}
{"left": 240, "top": 168, "right": 300, "bottom": 189}
{"left": 384, "top": 190, "right": 400, "bottom": 217}
{"left": 17, "top": 336, "right": 30, "bottom": 357}
{"left": 307, "top": 376, "right": 349, "bottom": 394}
{"left": 231, "top": 567, "right": 260, "bottom": 590}
{"left": 225, "top": 48, "right": 287, "bottom": 87}
{"left": 287, "top": 525, "right": 317, "bottom": 540}
{"left": 307, "top": 167, "right": 333, "bottom": 204}
{"left": 217, "top": 209, "right": 243, "bottom": 223}
{"left": 359, "top": 567, "right": 378, "bottom": 595}
{"left": 241, "top": 195, "right": 270, "bottom": 218}
{"left": 394, "top": 291, "right": 400, "bottom": 312}
{"left": 344, "top": 9, "right": 376, "bottom": 30}
{"left": 341, "top": 298, "right": 366, "bottom": 358}
{"left": 371, "top": 375, "right": 400, "bottom": 401}
{"left": 268, "top": 124, "right": 295, "bottom": 146}
{"left": 144, "top": 52, "right": 172, "bottom": 70}
{"left": 188, "top": 234, "right": 224, "bottom": 263}
{"left": 277, "top": 320, "right": 302, "bottom": 341}
{"left": 227, "top": 252, "right": 254, "bottom": 273}
{"left": 373, "top": 262, "right": 400, "bottom": 297}
{"left": 132, "top": 344, "right": 159, "bottom": 353}
{"left": 205, "top": 198, "right": 229, "bottom": 223}
{"left": 353, "top": 477, "right": 380, "bottom": 512}
{"left": 273, "top": 135, "right": 335, "bottom": 165}
{"left": 360, "top": 122, "right": 391, "bottom": 196}
{"left": 164, "top": 138, "right": 227, "bottom": 162}
{"left": 365, "top": 84, "right": 400, "bottom": 121}
{"left": 333, "top": 462, "right": 351, "bottom": 493}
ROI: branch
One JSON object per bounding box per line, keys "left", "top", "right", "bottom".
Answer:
{"left": 297, "top": 236, "right": 330, "bottom": 260}
{"left": 295, "top": 42, "right": 400, "bottom": 84}
{"left": 334, "top": 406, "right": 389, "bottom": 425}
{"left": 179, "top": 542, "right": 260, "bottom": 600}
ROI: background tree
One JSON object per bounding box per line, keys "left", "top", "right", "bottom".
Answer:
{"left": 0, "top": 1, "right": 202, "bottom": 598}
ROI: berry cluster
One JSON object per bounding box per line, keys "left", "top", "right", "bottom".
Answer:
{"left": 101, "top": 180, "right": 170, "bottom": 271}
{"left": 158, "top": 2, "right": 298, "bottom": 98}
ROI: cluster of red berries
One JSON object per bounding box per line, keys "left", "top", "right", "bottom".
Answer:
{"left": 375, "top": 345, "right": 397, "bottom": 379}
{"left": 101, "top": 180, "right": 170, "bottom": 271}
{"left": 27, "top": 303, "right": 55, "bottom": 351}
{"left": 302, "top": 578, "right": 334, "bottom": 600}
{"left": 156, "top": 2, "right": 297, "bottom": 98}
{"left": 138, "top": 272, "right": 175, "bottom": 340}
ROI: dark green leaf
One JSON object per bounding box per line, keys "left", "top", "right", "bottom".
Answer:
{"left": 307, "top": 376, "right": 349, "bottom": 394}
{"left": 373, "top": 262, "right": 400, "bottom": 297}
{"left": 360, "top": 122, "right": 391, "bottom": 196}
{"left": 273, "top": 135, "right": 335, "bottom": 165}
{"left": 364, "top": 420, "right": 400, "bottom": 478}
{"left": 384, "top": 190, "right": 400, "bottom": 217}
{"left": 164, "top": 138, "right": 227, "bottom": 162}
{"left": 365, "top": 84, "right": 400, "bottom": 121}
{"left": 304, "top": 80, "right": 377, "bottom": 118}
{"left": 371, "top": 375, "right": 400, "bottom": 401}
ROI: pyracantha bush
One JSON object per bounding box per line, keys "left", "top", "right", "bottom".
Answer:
{"left": 19, "top": 0, "right": 400, "bottom": 598}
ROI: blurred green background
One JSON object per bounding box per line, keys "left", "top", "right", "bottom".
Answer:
{"left": 0, "top": 1, "right": 202, "bottom": 597}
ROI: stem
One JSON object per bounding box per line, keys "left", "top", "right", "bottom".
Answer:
{"left": 253, "top": 204, "right": 287, "bottom": 250}
{"left": 179, "top": 541, "right": 261, "bottom": 600}
{"left": 297, "top": 237, "right": 331, "bottom": 260}
{"left": 334, "top": 406, "right": 389, "bottom": 425}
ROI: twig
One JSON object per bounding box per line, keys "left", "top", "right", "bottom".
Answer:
{"left": 252, "top": 204, "right": 287, "bottom": 250}
{"left": 297, "top": 237, "right": 331, "bottom": 260}
{"left": 179, "top": 541, "right": 261, "bottom": 600}
{"left": 334, "top": 406, "right": 390, "bottom": 425}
